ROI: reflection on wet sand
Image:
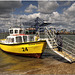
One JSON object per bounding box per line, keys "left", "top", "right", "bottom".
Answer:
{"left": 0, "top": 49, "right": 75, "bottom": 75}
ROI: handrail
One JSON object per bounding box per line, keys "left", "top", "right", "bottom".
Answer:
{"left": 60, "top": 46, "right": 75, "bottom": 56}
{"left": 62, "top": 49, "right": 74, "bottom": 61}
{"left": 63, "top": 40, "right": 75, "bottom": 49}
{"left": 64, "top": 37, "right": 75, "bottom": 44}
{"left": 45, "top": 27, "right": 56, "bottom": 38}
{"left": 63, "top": 43, "right": 75, "bottom": 52}
{"left": 46, "top": 30, "right": 54, "bottom": 45}
{"left": 44, "top": 28, "right": 54, "bottom": 47}
{"left": 46, "top": 27, "right": 75, "bottom": 56}
{"left": 45, "top": 27, "right": 53, "bottom": 38}
{"left": 39, "top": 27, "right": 75, "bottom": 60}
{"left": 45, "top": 27, "right": 58, "bottom": 46}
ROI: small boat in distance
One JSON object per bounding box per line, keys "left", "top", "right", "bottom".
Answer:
{"left": 0, "top": 27, "right": 47, "bottom": 58}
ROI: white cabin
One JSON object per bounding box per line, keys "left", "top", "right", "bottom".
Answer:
{"left": 9, "top": 28, "right": 24, "bottom": 36}
{"left": 2, "top": 35, "right": 36, "bottom": 44}
{"left": 1, "top": 28, "right": 38, "bottom": 44}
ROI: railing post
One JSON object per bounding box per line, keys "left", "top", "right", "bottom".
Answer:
{"left": 66, "top": 43, "right": 68, "bottom": 50}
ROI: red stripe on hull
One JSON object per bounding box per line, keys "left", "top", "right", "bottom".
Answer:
{"left": 0, "top": 48, "right": 42, "bottom": 58}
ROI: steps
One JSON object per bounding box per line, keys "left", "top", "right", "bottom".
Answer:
{"left": 53, "top": 47, "right": 75, "bottom": 62}
{"left": 42, "top": 27, "right": 75, "bottom": 63}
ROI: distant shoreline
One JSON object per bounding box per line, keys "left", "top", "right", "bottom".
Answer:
{"left": 0, "top": 32, "right": 75, "bottom": 35}
{"left": 58, "top": 33, "right": 75, "bottom": 35}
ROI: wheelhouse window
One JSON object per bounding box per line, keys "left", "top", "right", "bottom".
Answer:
{"left": 19, "top": 30, "right": 23, "bottom": 34}
{"left": 16, "top": 36, "right": 22, "bottom": 43}
{"left": 15, "top": 30, "right": 18, "bottom": 33}
{"left": 25, "top": 30, "right": 29, "bottom": 34}
{"left": 10, "top": 30, "right": 13, "bottom": 34}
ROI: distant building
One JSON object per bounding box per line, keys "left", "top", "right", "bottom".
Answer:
{"left": 25, "top": 28, "right": 36, "bottom": 34}
{"left": 61, "top": 29, "right": 67, "bottom": 32}
{"left": 56, "top": 30, "right": 61, "bottom": 33}
{"left": 70, "top": 30, "right": 75, "bottom": 34}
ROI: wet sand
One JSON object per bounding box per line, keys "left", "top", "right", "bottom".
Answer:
{"left": 25, "top": 60, "right": 75, "bottom": 75}
{"left": 0, "top": 52, "right": 75, "bottom": 75}
{"left": 0, "top": 44, "right": 75, "bottom": 75}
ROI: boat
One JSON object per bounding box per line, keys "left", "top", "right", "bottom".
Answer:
{"left": 0, "top": 27, "right": 47, "bottom": 58}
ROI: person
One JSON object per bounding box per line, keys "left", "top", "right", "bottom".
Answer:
{"left": 56, "top": 32, "right": 63, "bottom": 52}
{"left": 35, "top": 33, "right": 39, "bottom": 41}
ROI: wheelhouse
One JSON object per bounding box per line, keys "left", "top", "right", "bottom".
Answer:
{"left": 9, "top": 28, "right": 24, "bottom": 36}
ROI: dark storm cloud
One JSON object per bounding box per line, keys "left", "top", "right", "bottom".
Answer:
{"left": 0, "top": 14, "right": 11, "bottom": 18}
{"left": 38, "top": 1, "right": 59, "bottom": 14}
{"left": 0, "top": 1, "right": 22, "bottom": 17}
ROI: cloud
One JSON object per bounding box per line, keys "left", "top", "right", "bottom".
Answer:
{"left": 0, "top": 1, "right": 22, "bottom": 30}
{"left": 11, "top": 2, "right": 75, "bottom": 30}
{"left": 27, "top": 13, "right": 40, "bottom": 19}
{"left": 64, "top": 3, "right": 75, "bottom": 17}
{"left": 38, "top": 2, "right": 75, "bottom": 30}
{"left": 0, "top": 1, "right": 22, "bottom": 17}
{"left": 51, "top": 3, "right": 75, "bottom": 30}
{"left": 62, "top": 2, "right": 75, "bottom": 28}
{"left": 24, "top": 4, "right": 37, "bottom": 13}
{"left": 1, "top": 1, "right": 75, "bottom": 31}
{"left": 24, "top": 9, "right": 33, "bottom": 13}
{"left": 38, "top": 1, "right": 59, "bottom": 14}
{"left": 18, "top": 13, "right": 41, "bottom": 21}
{"left": 63, "top": 1, "right": 71, "bottom": 6}
{"left": 16, "top": 10, "right": 74, "bottom": 30}
{"left": 59, "top": 1, "right": 71, "bottom": 6}
{"left": 0, "top": 14, "right": 11, "bottom": 18}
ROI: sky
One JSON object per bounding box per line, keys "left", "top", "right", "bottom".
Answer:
{"left": 0, "top": 0, "right": 75, "bottom": 31}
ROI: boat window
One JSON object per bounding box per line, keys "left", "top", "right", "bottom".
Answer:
{"left": 19, "top": 30, "right": 23, "bottom": 34}
{"left": 25, "top": 30, "right": 36, "bottom": 34}
{"left": 11, "top": 38, "right": 14, "bottom": 42}
{"left": 23, "top": 36, "right": 27, "bottom": 42}
{"left": 25, "top": 30, "right": 29, "bottom": 34}
{"left": 29, "top": 30, "right": 33, "bottom": 34}
{"left": 10, "top": 30, "right": 13, "bottom": 34}
{"left": 15, "top": 30, "right": 18, "bottom": 33}
{"left": 29, "top": 36, "right": 34, "bottom": 41}
{"left": 6, "top": 38, "right": 14, "bottom": 43}
{"left": 16, "top": 36, "right": 22, "bottom": 43}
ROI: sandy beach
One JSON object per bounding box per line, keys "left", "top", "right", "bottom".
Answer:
{"left": 0, "top": 55, "right": 74, "bottom": 75}
{"left": 18, "top": 58, "right": 75, "bottom": 75}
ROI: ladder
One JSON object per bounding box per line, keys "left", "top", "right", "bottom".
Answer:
{"left": 39, "top": 27, "right": 75, "bottom": 63}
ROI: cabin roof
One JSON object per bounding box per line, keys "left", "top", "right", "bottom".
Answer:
{"left": 9, "top": 28, "right": 24, "bottom": 30}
